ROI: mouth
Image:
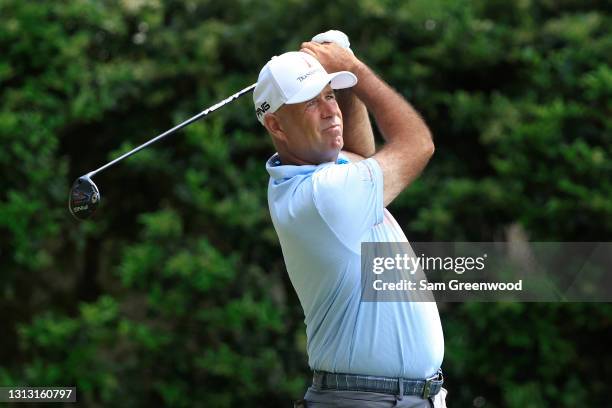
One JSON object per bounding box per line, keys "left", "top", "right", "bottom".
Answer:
{"left": 322, "top": 124, "right": 341, "bottom": 132}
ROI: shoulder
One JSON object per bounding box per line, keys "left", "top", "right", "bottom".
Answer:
{"left": 340, "top": 150, "right": 366, "bottom": 163}
{"left": 313, "top": 156, "right": 381, "bottom": 190}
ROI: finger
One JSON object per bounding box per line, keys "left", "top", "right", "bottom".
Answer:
{"left": 301, "top": 41, "right": 324, "bottom": 50}
{"left": 300, "top": 43, "right": 320, "bottom": 55}
{"left": 299, "top": 47, "right": 317, "bottom": 58}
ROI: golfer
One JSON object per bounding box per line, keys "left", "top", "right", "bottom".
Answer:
{"left": 254, "top": 31, "right": 447, "bottom": 408}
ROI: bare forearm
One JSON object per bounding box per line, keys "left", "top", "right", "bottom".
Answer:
{"left": 351, "top": 61, "right": 433, "bottom": 151}
{"left": 351, "top": 60, "right": 434, "bottom": 206}
{"left": 336, "top": 89, "right": 375, "bottom": 157}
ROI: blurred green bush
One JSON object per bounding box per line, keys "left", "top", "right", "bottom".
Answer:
{"left": 1, "top": 0, "right": 610, "bottom": 406}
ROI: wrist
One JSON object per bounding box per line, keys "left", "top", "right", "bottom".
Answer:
{"left": 343, "top": 56, "right": 363, "bottom": 75}
{"left": 350, "top": 59, "right": 371, "bottom": 84}
{"left": 350, "top": 62, "right": 386, "bottom": 107}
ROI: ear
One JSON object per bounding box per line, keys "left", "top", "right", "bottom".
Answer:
{"left": 263, "top": 113, "right": 287, "bottom": 144}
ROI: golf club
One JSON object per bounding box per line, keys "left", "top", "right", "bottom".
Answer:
{"left": 68, "top": 83, "right": 257, "bottom": 221}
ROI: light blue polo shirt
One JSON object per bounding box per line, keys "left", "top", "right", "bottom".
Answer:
{"left": 266, "top": 153, "right": 444, "bottom": 379}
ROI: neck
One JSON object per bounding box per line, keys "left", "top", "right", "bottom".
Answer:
{"left": 277, "top": 151, "right": 338, "bottom": 166}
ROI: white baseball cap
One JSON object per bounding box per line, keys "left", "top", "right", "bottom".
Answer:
{"left": 253, "top": 51, "right": 357, "bottom": 125}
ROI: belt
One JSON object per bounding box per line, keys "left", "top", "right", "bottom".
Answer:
{"left": 312, "top": 369, "right": 444, "bottom": 399}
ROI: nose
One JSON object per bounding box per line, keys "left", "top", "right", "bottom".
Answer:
{"left": 320, "top": 96, "right": 338, "bottom": 119}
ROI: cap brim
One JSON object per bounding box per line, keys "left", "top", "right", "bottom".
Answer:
{"left": 285, "top": 71, "right": 357, "bottom": 105}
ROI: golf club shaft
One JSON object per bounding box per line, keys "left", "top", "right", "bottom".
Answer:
{"left": 87, "top": 83, "right": 257, "bottom": 178}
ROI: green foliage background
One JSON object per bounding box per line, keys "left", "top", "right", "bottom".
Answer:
{"left": 1, "top": 0, "right": 610, "bottom": 406}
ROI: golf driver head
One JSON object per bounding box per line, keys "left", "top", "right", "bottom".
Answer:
{"left": 69, "top": 176, "right": 101, "bottom": 220}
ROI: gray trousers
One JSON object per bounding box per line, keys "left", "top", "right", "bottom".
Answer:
{"left": 297, "top": 386, "right": 448, "bottom": 408}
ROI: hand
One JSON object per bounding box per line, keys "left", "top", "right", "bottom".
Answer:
{"left": 312, "top": 30, "right": 353, "bottom": 53}
{"left": 299, "top": 41, "right": 359, "bottom": 73}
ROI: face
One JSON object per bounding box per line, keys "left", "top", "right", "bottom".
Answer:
{"left": 267, "top": 85, "right": 343, "bottom": 164}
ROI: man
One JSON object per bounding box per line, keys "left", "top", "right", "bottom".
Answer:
{"left": 254, "top": 31, "right": 447, "bottom": 407}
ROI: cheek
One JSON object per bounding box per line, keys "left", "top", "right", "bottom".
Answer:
{"left": 284, "top": 118, "right": 305, "bottom": 141}
{"left": 302, "top": 115, "right": 320, "bottom": 136}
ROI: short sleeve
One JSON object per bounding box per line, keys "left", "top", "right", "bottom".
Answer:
{"left": 312, "top": 158, "right": 384, "bottom": 251}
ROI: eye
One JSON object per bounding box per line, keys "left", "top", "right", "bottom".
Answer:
{"left": 325, "top": 92, "right": 336, "bottom": 100}
{"left": 306, "top": 98, "right": 317, "bottom": 108}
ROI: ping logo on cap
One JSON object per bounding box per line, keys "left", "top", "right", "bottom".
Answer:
{"left": 256, "top": 101, "right": 271, "bottom": 118}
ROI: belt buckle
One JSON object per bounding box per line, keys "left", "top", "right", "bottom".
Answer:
{"left": 422, "top": 370, "right": 440, "bottom": 399}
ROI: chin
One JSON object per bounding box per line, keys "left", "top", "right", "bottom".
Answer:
{"left": 329, "top": 149, "right": 343, "bottom": 163}
{"left": 334, "top": 144, "right": 343, "bottom": 153}
{"left": 330, "top": 136, "right": 342, "bottom": 148}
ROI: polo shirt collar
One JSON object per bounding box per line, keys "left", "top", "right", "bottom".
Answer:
{"left": 266, "top": 153, "right": 343, "bottom": 182}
